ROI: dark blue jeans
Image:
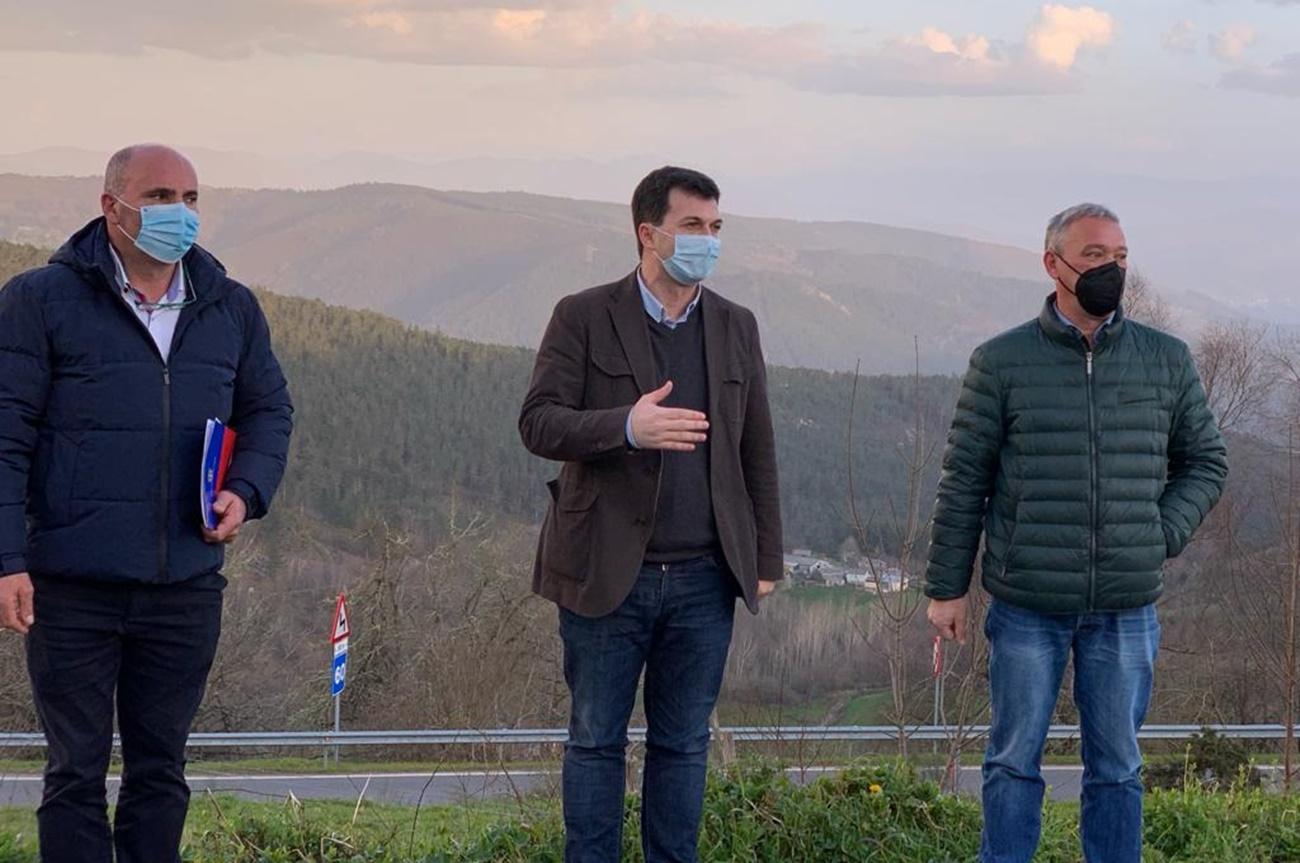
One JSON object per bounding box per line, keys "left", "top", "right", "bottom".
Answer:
{"left": 981, "top": 598, "right": 1160, "bottom": 863}
{"left": 560, "top": 556, "right": 737, "bottom": 863}
{"left": 25, "top": 574, "right": 224, "bottom": 863}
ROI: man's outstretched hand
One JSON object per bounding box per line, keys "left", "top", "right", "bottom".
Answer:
{"left": 629, "top": 381, "right": 710, "bottom": 452}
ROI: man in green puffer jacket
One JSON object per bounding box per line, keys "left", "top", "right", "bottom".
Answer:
{"left": 925, "top": 203, "right": 1227, "bottom": 863}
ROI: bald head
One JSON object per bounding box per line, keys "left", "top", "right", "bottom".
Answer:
{"left": 101, "top": 144, "right": 201, "bottom": 270}
{"left": 103, "top": 144, "right": 197, "bottom": 198}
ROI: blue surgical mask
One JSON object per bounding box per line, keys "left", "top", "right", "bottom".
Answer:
{"left": 653, "top": 227, "right": 721, "bottom": 286}
{"left": 114, "top": 198, "right": 200, "bottom": 264}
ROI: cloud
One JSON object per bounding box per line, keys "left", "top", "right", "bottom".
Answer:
{"left": 905, "top": 27, "right": 993, "bottom": 63}
{"left": 353, "top": 11, "right": 414, "bottom": 36}
{"left": 493, "top": 9, "right": 548, "bottom": 39}
{"left": 1209, "top": 25, "right": 1257, "bottom": 62}
{"left": 1162, "top": 20, "right": 1196, "bottom": 54}
{"left": 1026, "top": 4, "right": 1115, "bottom": 69}
{"left": 0, "top": 1, "right": 1114, "bottom": 98}
{"left": 793, "top": 29, "right": 1076, "bottom": 98}
{"left": 1221, "top": 52, "right": 1300, "bottom": 96}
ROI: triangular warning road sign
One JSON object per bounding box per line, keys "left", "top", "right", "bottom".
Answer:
{"left": 330, "top": 593, "right": 351, "bottom": 643}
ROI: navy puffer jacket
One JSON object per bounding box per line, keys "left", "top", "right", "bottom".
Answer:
{"left": 0, "top": 218, "right": 293, "bottom": 584}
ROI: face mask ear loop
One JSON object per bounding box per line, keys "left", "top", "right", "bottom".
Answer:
{"left": 1052, "top": 250, "right": 1082, "bottom": 298}
{"left": 649, "top": 225, "right": 675, "bottom": 269}
{"left": 111, "top": 197, "right": 141, "bottom": 247}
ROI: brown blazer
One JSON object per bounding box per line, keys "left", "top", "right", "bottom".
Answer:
{"left": 519, "top": 271, "right": 784, "bottom": 617}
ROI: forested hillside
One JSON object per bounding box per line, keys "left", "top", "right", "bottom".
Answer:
{"left": 1, "top": 240, "right": 956, "bottom": 555}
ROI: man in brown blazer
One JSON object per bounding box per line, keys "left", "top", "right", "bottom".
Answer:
{"left": 519, "top": 166, "right": 782, "bottom": 863}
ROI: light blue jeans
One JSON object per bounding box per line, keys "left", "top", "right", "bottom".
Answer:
{"left": 980, "top": 598, "right": 1160, "bottom": 863}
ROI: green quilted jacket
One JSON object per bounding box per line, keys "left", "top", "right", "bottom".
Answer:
{"left": 925, "top": 296, "right": 1228, "bottom": 613}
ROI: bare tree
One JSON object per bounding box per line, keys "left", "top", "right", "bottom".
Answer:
{"left": 1218, "top": 334, "right": 1300, "bottom": 791}
{"left": 1272, "top": 338, "right": 1300, "bottom": 791}
{"left": 937, "top": 580, "right": 991, "bottom": 792}
{"left": 1124, "top": 269, "right": 1177, "bottom": 333}
{"left": 1194, "top": 319, "right": 1274, "bottom": 435}
{"left": 847, "top": 338, "right": 940, "bottom": 757}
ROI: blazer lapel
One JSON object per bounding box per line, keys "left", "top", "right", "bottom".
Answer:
{"left": 608, "top": 271, "right": 657, "bottom": 395}
{"left": 701, "top": 286, "right": 731, "bottom": 424}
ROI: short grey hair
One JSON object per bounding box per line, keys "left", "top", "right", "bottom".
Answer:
{"left": 1044, "top": 203, "right": 1120, "bottom": 252}
{"left": 104, "top": 146, "right": 139, "bottom": 197}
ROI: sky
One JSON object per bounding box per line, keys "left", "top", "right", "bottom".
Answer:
{"left": 0, "top": 0, "right": 1297, "bottom": 310}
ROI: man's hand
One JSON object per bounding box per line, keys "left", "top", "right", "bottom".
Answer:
{"left": 629, "top": 381, "right": 709, "bottom": 452}
{"left": 0, "top": 573, "right": 35, "bottom": 635}
{"left": 757, "top": 580, "right": 777, "bottom": 601}
{"left": 203, "top": 491, "right": 247, "bottom": 544}
{"left": 928, "top": 596, "right": 969, "bottom": 645}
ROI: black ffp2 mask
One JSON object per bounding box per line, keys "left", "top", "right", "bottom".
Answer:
{"left": 1057, "top": 257, "right": 1125, "bottom": 318}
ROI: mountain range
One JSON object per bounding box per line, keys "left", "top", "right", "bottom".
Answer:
{"left": 0, "top": 173, "right": 1247, "bottom": 374}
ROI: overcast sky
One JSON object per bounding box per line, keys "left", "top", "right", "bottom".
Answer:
{"left": 1, "top": 1, "right": 1297, "bottom": 309}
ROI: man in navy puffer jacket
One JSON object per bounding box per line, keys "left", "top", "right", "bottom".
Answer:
{"left": 0, "top": 144, "right": 293, "bottom": 863}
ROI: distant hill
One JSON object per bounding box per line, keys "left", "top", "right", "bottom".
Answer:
{"left": 0, "top": 174, "right": 1055, "bottom": 374}
{"left": 0, "top": 238, "right": 47, "bottom": 277}
{"left": 0, "top": 239, "right": 957, "bottom": 555}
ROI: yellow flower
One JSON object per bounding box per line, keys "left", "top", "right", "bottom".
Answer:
{"left": 868, "top": 783, "right": 883, "bottom": 795}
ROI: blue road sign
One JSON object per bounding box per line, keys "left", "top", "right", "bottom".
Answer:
{"left": 331, "top": 646, "right": 348, "bottom": 696}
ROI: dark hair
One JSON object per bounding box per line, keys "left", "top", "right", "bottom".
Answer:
{"left": 631, "top": 166, "right": 720, "bottom": 256}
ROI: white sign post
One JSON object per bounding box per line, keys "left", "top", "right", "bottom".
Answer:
{"left": 931, "top": 635, "right": 944, "bottom": 754}
{"left": 328, "top": 593, "right": 351, "bottom": 765}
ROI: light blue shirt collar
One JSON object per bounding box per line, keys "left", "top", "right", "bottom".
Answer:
{"left": 636, "top": 269, "right": 701, "bottom": 329}
{"left": 1053, "top": 298, "right": 1114, "bottom": 337}
{"left": 109, "top": 245, "right": 186, "bottom": 305}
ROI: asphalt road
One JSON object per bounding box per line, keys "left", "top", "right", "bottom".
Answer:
{"left": 0, "top": 765, "right": 1094, "bottom": 807}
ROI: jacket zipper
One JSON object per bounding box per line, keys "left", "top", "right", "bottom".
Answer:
{"left": 95, "top": 267, "right": 195, "bottom": 583}
{"left": 159, "top": 365, "right": 171, "bottom": 581}
{"left": 1085, "top": 348, "right": 1098, "bottom": 612}
{"left": 102, "top": 285, "right": 173, "bottom": 582}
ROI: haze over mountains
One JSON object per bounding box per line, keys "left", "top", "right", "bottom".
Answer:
{"left": 0, "top": 170, "right": 1258, "bottom": 374}
{"left": 2, "top": 148, "right": 1297, "bottom": 329}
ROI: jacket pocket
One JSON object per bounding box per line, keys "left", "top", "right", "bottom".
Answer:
{"left": 1161, "top": 518, "right": 1186, "bottom": 559}
{"left": 589, "top": 350, "right": 639, "bottom": 408}
{"left": 720, "top": 359, "right": 748, "bottom": 433}
{"left": 72, "top": 430, "right": 155, "bottom": 502}
{"left": 1000, "top": 503, "right": 1023, "bottom": 578}
{"left": 32, "top": 432, "right": 79, "bottom": 525}
{"left": 543, "top": 475, "right": 599, "bottom": 582}
{"left": 590, "top": 350, "right": 634, "bottom": 379}
{"left": 1118, "top": 386, "right": 1163, "bottom": 407}
{"left": 559, "top": 482, "right": 598, "bottom": 513}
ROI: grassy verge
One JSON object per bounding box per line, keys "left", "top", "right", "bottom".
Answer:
{"left": 782, "top": 585, "right": 881, "bottom": 609}
{"left": 0, "top": 757, "right": 559, "bottom": 776}
{"left": 0, "top": 761, "right": 1295, "bottom": 861}
{"left": 0, "top": 747, "right": 1280, "bottom": 776}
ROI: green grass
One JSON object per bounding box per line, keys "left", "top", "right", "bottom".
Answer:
{"left": 0, "top": 756, "right": 559, "bottom": 776}
{"left": 718, "top": 689, "right": 894, "bottom": 727}
{"left": 0, "top": 761, "right": 1294, "bottom": 861}
{"left": 782, "top": 585, "right": 881, "bottom": 608}
{"left": 0, "top": 741, "right": 1277, "bottom": 777}
{"left": 839, "top": 691, "right": 894, "bottom": 725}
{"left": 0, "top": 794, "right": 534, "bottom": 861}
